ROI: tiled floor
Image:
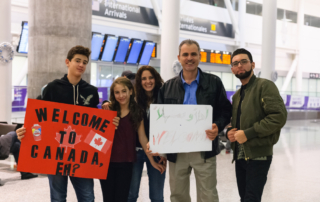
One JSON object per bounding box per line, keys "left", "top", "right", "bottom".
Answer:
{"left": 0, "top": 119, "right": 319, "bottom": 202}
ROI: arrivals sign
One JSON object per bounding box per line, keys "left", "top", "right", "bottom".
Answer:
{"left": 92, "top": 1, "right": 159, "bottom": 26}
{"left": 92, "top": 1, "right": 234, "bottom": 38}
{"left": 17, "top": 99, "right": 117, "bottom": 179}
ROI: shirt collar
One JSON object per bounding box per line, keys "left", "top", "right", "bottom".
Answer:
{"left": 181, "top": 69, "right": 200, "bottom": 85}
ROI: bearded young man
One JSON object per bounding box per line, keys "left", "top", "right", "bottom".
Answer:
{"left": 227, "top": 48, "right": 287, "bottom": 202}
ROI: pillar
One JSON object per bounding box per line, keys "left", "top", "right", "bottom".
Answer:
{"left": 296, "top": 0, "right": 304, "bottom": 93}
{"left": 28, "top": 0, "right": 92, "bottom": 98}
{"left": 0, "top": 0, "right": 12, "bottom": 123}
{"left": 238, "top": 0, "right": 246, "bottom": 48}
{"left": 160, "top": 0, "right": 180, "bottom": 81}
{"left": 260, "top": 0, "right": 277, "bottom": 80}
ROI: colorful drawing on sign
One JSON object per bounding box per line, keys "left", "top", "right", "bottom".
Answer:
{"left": 17, "top": 99, "right": 117, "bottom": 179}
{"left": 149, "top": 104, "right": 213, "bottom": 154}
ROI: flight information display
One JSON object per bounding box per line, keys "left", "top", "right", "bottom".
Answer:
{"left": 91, "top": 33, "right": 104, "bottom": 61}
{"left": 114, "top": 37, "right": 130, "bottom": 63}
{"left": 126, "top": 39, "right": 143, "bottom": 64}
{"left": 139, "top": 42, "right": 156, "bottom": 65}
{"left": 17, "top": 22, "right": 29, "bottom": 54}
{"left": 101, "top": 35, "right": 118, "bottom": 62}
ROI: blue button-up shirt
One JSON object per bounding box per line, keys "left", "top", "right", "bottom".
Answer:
{"left": 181, "top": 69, "right": 200, "bottom": 105}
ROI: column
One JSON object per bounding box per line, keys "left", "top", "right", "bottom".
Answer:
{"left": 160, "top": 0, "right": 180, "bottom": 81}
{"left": 28, "top": 0, "right": 92, "bottom": 99}
{"left": 296, "top": 0, "right": 304, "bottom": 93}
{"left": 0, "top": 0, "right": 12, "bottom": 123}
{"left": 260, "top": 0, "right": 277, "bottom": 80}
{"left": 238, "top": 0, "right": 246, "bottom": 48}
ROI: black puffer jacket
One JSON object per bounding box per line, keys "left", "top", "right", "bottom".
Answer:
{"left": 157, "top": 68, "right": 232, "bottom": 162}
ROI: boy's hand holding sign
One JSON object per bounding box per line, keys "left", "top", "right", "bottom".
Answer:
{"left": 17, "top": 99, "right": 117, "bottom": 179}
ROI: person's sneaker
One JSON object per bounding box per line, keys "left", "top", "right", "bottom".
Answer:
{"left": 21, "top": 172, "right": 38, "bottom": 180}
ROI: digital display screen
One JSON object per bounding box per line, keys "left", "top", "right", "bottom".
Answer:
{"left": 17, "top": 22, "right": 29, "bottom": 54}
{"left": 91, "top": 33, "right": 104, "bottom": 61}
{"left": 209, "top": 51, "right": 231, "bottom": 65}
{"left": 200, "top": 51, "right": 208, "bottom": 63}
{"left": 114, "top": 37, "right": 130, "bottom": 63}
{"left": 127, "top": 39, "right": 143, "bottom": 64}
{"left": 101, "top": 36, "right": 118, "bottom": 62}
{"left": 151, "top": 46, "right": 156, "bottom": 58}
{"left": 139, "top": 42, "right": 155, "bottom": 65}
{"left": 210, "top": 51, "right": 223, "bottom": 64}
{"left": 222, "top": 52, "right": 231, "bottom": 65}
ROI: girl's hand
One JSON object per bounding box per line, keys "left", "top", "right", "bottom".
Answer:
{"left": 102, "top": 102, "right": 110, "bottom": 110}
{"left": 146, "top": 142, "right": 160, "bottom": 156}
{"left": 150, "top": 160, "right": 166, "bottom": 174}
{"left": 113, "top": 117, "right": 120, "bottom": 129}
{"left": 16, "top": 126, "right": 26, "bottom": 141}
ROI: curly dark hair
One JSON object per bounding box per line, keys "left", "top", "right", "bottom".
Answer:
{"left": 67, "top": 45, "right": 91, "bottom": 62}
{"left": 135, "top": 66, "right": 163, "bottom": 111}
{"left": 109, "top": 77, "right": 143, "bottom": 131}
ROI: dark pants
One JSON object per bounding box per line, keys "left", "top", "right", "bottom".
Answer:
{"left": 235, "top": 158, "right": 272, "bottom": 202}
{"left": 10, "top": 133, "right": 20, "bottom": 164}
{"left": 100, "top": 162, "right": 134, "bottom": 202}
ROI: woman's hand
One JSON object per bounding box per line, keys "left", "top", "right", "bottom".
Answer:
{"left": 16, "top": 126, "right": 26, "bottom": 141}
{"left": 158, "top": 156, "right": 167, "bottom": 167}
{"left": 113, "top": 117, "right": 120, "bottom": 129}
{"left": 102, "top": 102, "right": 110, "bottom": 110}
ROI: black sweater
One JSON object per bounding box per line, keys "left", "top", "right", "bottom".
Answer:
{"left": 42, "top": 74, "right": 99, "bottom": 108}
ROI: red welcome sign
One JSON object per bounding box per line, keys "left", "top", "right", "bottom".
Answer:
{"left": 17, "top": 99, "right": 117, "bottom": 179}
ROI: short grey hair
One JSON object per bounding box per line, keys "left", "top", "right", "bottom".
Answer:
{"left": 179, "top": 39, "right": 200, "bottom": 55}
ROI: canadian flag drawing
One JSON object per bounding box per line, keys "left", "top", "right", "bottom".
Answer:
{"left": 84, "top": 130, "right": 112, "bottom": 154}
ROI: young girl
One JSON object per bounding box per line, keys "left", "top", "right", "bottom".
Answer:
{"left": 100, "top": 77, "right": 165, "bottom": 202}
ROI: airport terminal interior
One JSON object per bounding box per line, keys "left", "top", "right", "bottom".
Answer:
{"left": 1, "top": 0, "right": 320, "bottom": 201}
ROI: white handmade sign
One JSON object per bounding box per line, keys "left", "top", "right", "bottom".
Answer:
{"left": 149, "top": 104, "right": 213, "bottom": 153}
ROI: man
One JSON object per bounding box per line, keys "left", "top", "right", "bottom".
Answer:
{"left": 0, "top": 131, "right": 38, "bottom": 181}
{"left": 17, "top": 45, "right": 119, "bottom": 202}
{"left": 157, "top": 39, "right": 232, "bottom": 202}
{"left": 227, "top": 48, "right": 287, "bottom": 202}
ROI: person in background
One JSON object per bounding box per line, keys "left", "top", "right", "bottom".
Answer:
{"left": 0, "top": 131, "right": 38, "bottom": 180}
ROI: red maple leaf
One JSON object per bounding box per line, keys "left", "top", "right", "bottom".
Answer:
{"left": 94, "top": 138, "right": 103, "bottom": 146}
{"left": 55, "top": 126, "right": 81, "bottom": 152}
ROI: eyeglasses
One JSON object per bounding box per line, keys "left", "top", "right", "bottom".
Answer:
{"left": 231, "top": 59, "right": 249, "bottom": 67}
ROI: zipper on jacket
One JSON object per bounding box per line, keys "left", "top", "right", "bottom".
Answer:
{"left": 240, "top": 97, "right": 249, "bottom": 161}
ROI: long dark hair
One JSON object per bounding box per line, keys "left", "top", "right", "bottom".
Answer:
{"left": 109, "top": 77, "right": 143, "bottom": 131}
{"left": 135, "top": 66, "right": 163, "bottom": 111}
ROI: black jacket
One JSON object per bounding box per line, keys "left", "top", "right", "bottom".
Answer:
{"left": 157, "top": 68, "right": 232, "bottom": 162}
{"left": 42, "top": 74, "right": 99, "bottom": 108}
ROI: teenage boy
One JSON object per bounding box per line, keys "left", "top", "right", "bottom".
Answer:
{"left": 17, "top": 45, "right": 119, "bottom": 202}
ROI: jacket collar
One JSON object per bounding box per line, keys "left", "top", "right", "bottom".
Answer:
{"left": 245, "top": 74, "right": 256, "bottom": 89}
{"left": 178, "top": 68, "right": 208, "bottom": 90}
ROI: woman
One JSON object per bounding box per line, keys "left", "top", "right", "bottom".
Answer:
{"left": 128, "top": 66, "right": 166, "bottom": 202}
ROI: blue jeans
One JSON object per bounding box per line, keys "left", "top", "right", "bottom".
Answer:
{"left": 48, "top": 175, "right": 94, "bottom": 202}
{"left": 127, "top": 149, "right": 166, "bottom": 202}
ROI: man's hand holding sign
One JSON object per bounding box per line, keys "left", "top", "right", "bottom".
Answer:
{"left": 17, "top": 99, "right": 118, "bottom": 179}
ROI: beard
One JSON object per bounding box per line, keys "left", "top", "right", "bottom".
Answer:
{"left": 235, "top": 66, "right": 253, "bottom": 79}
